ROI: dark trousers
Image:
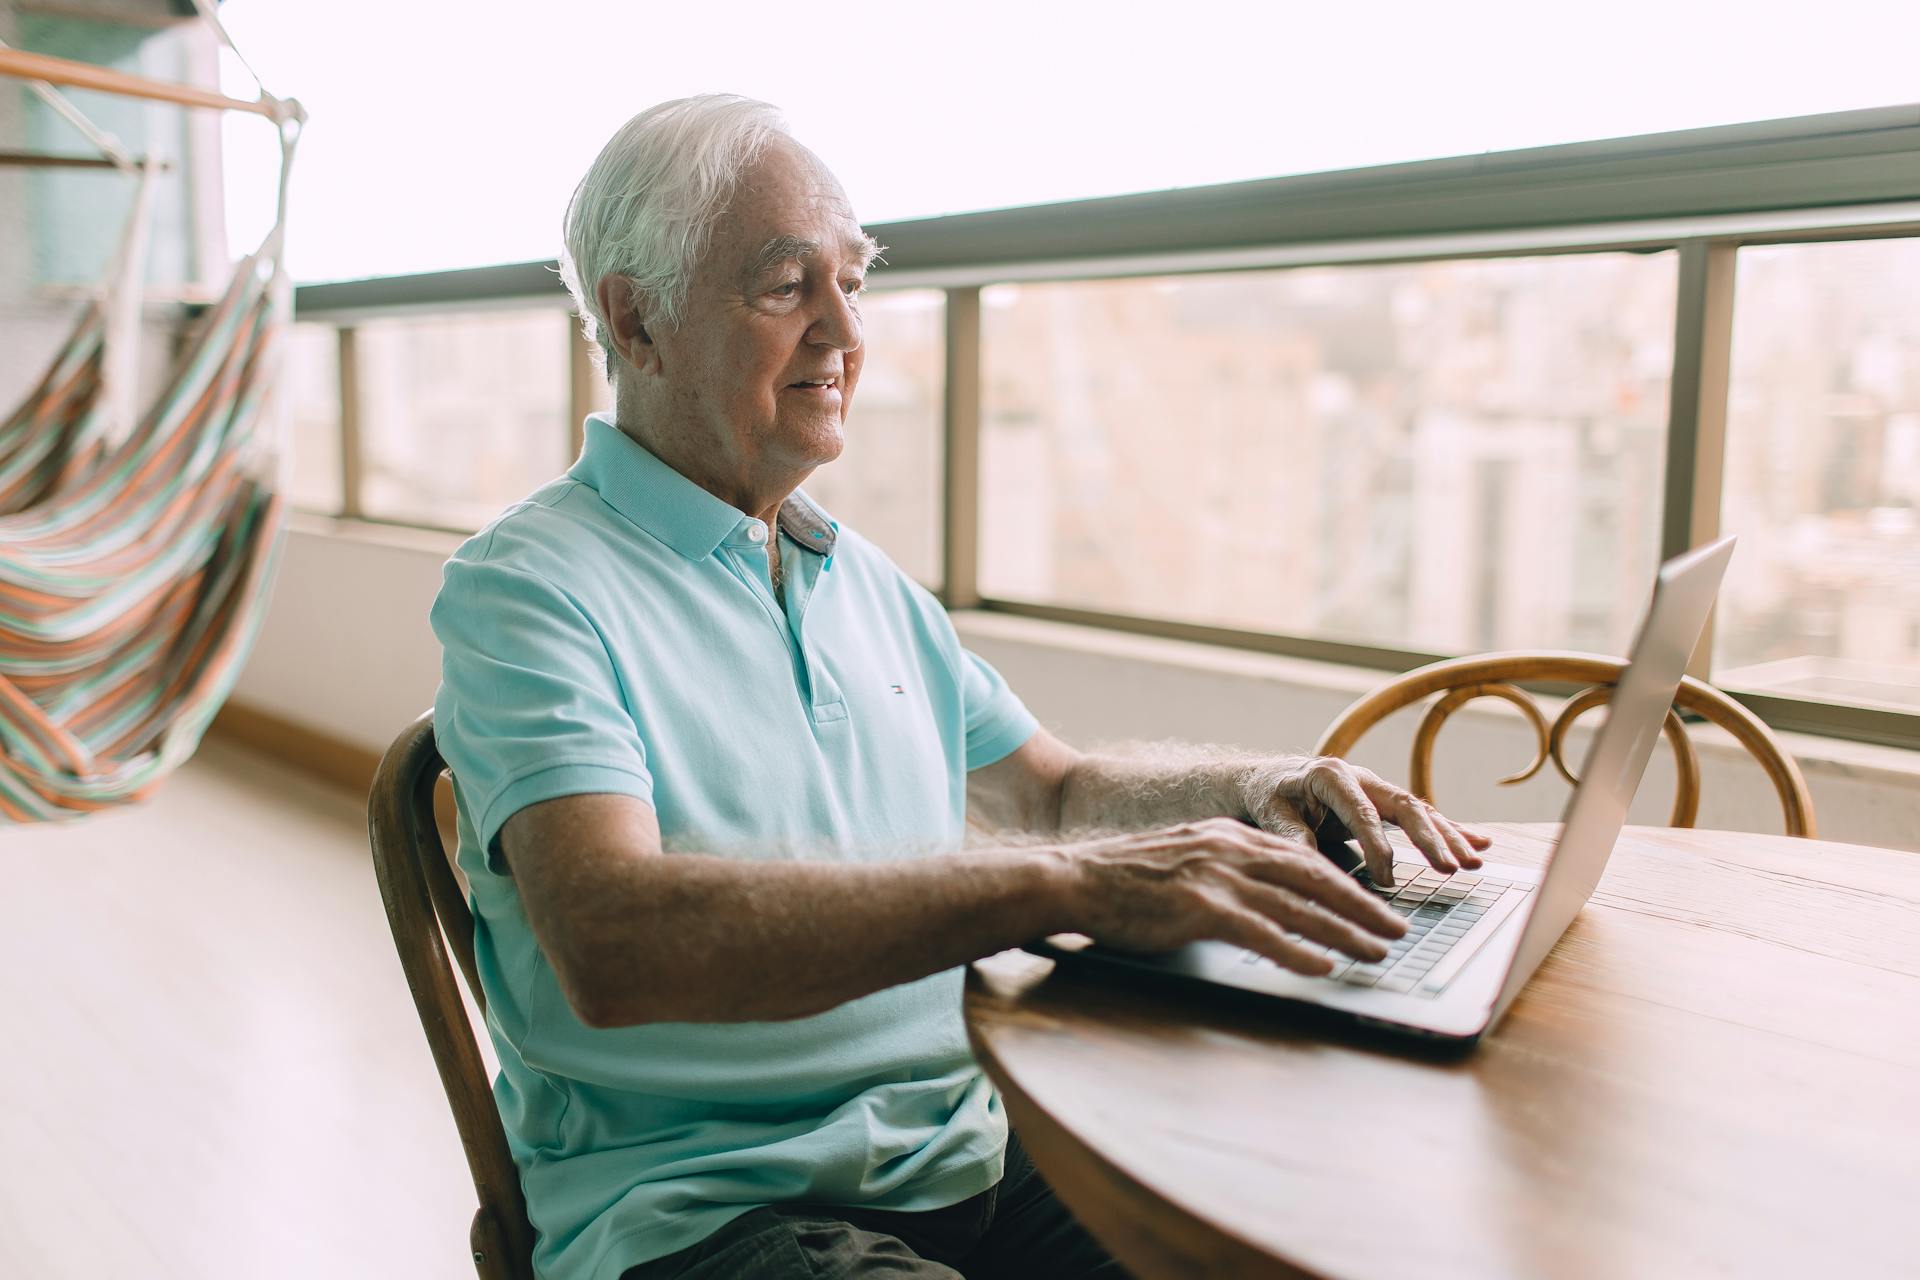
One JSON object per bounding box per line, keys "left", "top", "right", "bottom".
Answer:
{"left": 621, "top": 1131, "right": 1130, "bottom": 1278}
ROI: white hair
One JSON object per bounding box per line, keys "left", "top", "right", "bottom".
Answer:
{"left": 559, "top": 94, "right": 792, "bottom": 376}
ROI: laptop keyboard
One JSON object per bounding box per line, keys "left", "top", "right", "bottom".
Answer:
{"left": 1238, "top": 861, "right": 1521, "bottom": 998}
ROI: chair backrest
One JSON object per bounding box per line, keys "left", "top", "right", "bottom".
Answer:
{"left": 368, "top": 711, "right": 537, "bottom": 1280}
{"left": 1314, "top": 651, "right": 1816, "bottom": 837}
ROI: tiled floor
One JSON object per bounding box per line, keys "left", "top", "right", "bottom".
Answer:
{"left": 1, "top": 739, "right": 480, "bottom": 1278}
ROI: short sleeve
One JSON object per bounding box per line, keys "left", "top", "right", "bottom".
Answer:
{"left": 432, "top": 554, "right": 654, "bottom": 873}
{"left": 960, "top": 647, "right": 1038, "bottom": 770}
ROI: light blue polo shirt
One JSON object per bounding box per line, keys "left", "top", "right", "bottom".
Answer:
{"left": 430, "top": 413, "right": 1038, "bottom": 1279}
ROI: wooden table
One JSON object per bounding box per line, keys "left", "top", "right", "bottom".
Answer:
{"left": 965, "top": 824, "right": 1920, "bottom": 1280}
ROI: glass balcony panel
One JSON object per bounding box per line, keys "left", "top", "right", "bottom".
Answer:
{"left": 979, "top": 254, "right": 1677, "bottom": 655}
{"left": 355, "top": 308, "right": 572, "bottom": 529}
{"left": 1717, "top": 238, "right": 1920, "bottom": 713}
{"left": 281, "top": 322, "right": 342, "bottom": 515}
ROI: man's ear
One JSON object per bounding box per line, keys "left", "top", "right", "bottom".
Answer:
{"left": 593, "top": 275, "right": 659, "bottom": 375}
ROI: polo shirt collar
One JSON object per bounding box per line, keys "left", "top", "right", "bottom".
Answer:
{"left": 571, "top": 414, "right": 837, "bottom": 561}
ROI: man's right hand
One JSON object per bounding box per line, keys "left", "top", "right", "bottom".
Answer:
{"left": 1051, "top": 816, "right": 1407, "bottom": 975}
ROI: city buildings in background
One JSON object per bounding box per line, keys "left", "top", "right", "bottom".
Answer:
{"left": 1719, "top": 238, "right": 1920, "bottom": 710}
{"left": 976, "top": 254, "right": 1675, "bottom": 658}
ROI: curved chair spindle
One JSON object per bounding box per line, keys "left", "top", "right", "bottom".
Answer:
{"left": 1315, "top": 651, "right": 1814, "bottom": 837}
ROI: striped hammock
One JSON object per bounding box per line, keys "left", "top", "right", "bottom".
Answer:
{"left": 0, "top": 244, "right": 286, "bottom": 821}
{"left": 0, "top": 301, "right": 110, "bottom": 515}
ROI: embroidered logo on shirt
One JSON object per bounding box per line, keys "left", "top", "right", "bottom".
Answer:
{"left": 890, "top": 684, "right": 905, "bottom": 695}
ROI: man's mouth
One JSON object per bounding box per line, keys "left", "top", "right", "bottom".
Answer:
{"left": 786, "top": 376, "right": 839, "bottom": 392}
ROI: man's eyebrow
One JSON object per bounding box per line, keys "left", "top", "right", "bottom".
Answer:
{"left": 745, "top": 231, "right": 885, "bottom": 279}
{"left": 746, "top": 234, "right": 818, "bottom": 279}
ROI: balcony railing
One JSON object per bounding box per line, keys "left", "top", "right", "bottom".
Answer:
{"left": 288, "top": 104, "right": 1920, "bottom": 750}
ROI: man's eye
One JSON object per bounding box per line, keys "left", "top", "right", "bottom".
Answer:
{"left": 769, "top": 280, "right": 801, "bottom": 298}
{"left": 841, "top": 278, "right": 866, "bottom": 298}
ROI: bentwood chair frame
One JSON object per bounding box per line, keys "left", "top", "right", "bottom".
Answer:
{"left": 1314, "top": 651, "right": 1816, "bottom": 837}
{"left": 368, "top": 712, "right": 538, "bottom": 1280}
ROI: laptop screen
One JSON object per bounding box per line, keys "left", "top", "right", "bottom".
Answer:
{"left": 1487, "top": 536, "right": 1736, "bottom": 1026}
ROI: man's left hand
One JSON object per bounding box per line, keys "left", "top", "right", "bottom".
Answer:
{"left": 1239, "top": 757, "right": 1491, "bottom": 887}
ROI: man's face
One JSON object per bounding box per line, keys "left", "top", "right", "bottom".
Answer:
{"left": 645, "top": 141, "right": 872, "bottom": 485}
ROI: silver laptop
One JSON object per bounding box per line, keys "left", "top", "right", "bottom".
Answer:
{"left": 1030, "top": 536, "right": 1737, "bottom": 1048}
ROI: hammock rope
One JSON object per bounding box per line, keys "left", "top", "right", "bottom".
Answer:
{"left": 0, "top": 18, "right": 301, "bottom": 822}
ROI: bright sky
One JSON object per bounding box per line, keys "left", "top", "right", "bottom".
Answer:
{"left": 214, "top": 0, "right": 1920, "bottom": 284}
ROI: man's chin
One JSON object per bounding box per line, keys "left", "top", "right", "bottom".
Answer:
{"left": 774, "top": 419, "right": 846, "bottom": 471}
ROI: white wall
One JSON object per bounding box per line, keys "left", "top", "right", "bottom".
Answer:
{"left": 235, "top": 522, "right": 1920, "bottom": 853}
{"left": 236, "top": 522, "right": 451, "bottom": 744}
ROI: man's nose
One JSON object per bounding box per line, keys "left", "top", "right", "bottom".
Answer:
{"left": 808, "top": 288, "right": 862, "bottom": 352}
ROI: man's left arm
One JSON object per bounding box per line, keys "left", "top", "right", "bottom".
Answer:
{"left": 969, "top": 728, "right": 1490, "bottom": 887}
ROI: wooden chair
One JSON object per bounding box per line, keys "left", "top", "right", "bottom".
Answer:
{"left": 1314, "top": 651, "right": 1816, "bottom": 837}
{"left": 368, "top": 712, "right": 538, "bottom": 1280}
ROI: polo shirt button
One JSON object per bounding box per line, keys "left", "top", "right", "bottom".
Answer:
{"left": 747, "top": 524, "right": 766, "bottom": 544}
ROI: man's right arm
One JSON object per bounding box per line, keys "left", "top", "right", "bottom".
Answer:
{"left": 502, "top": 793, "right": 1409, "bottom": 1028}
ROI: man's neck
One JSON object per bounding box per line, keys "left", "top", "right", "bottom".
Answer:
{"left": 613, "top": 412, "right": 795, "bottom": 531}
{"left": 607, "top": 411, "right": 788, "bottom": 600}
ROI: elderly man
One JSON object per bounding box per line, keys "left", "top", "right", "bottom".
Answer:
{"left": 431, "top": 94, "right": 1488, "bottom": 1280}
